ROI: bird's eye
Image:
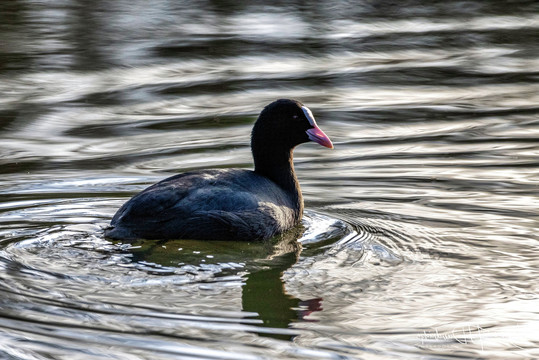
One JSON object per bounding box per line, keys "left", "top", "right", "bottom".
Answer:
{"left": 292, "top": 115, "right": 299, "bottom": 119}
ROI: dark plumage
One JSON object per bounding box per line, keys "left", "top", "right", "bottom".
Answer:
{"left": 105, "top": 99, "right": 333, "bottom": 241}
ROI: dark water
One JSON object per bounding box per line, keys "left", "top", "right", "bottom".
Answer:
{"left": 1, "top": 1, "right": 538, "bottom": 359}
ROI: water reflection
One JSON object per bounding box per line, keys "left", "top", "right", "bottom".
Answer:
{"left": 114, "top": 224, "right": 325, "bottom": 340}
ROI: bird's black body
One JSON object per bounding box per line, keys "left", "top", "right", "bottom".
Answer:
{"left": 106, "top": 169, "right": 298, "bottom": 241}
{"left": 105, "top": 99, "right": 333, "bottom": 241}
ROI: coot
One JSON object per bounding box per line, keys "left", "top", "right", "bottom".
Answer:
{"left": 105, "top": 99, "right": 333, "bottom": 241}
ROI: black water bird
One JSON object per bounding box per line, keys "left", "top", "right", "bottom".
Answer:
{"left": 105, "top": 99, "right": 333, "bottom": 241}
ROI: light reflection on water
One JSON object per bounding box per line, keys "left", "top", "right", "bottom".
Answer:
{"left": 1, "top": 0, "right": 538, "bottom": 359}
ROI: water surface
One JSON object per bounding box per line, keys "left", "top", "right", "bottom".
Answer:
{"left": 1, "top": 1, "right": 538, "bottom": 359}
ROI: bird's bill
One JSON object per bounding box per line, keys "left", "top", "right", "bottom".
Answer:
{"left": 302, "top": 106, "right": 334, "bottom": 149}
{"left": 306, "top": 126, "right": 334, "bottom": 149}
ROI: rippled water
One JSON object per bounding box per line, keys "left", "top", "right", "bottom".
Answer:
{"left": 1, "top": 1, "right": 538, "bottom": 359}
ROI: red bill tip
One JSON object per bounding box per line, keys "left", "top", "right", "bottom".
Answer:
{"left": 306, "top": 126, "right": 334, "bottom": 149}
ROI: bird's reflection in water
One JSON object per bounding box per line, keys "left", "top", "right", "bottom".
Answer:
{"left": 242, "top": 225, "right": 322, "bottom": 340}
{"left": 112, "top": 224, "right": 322, "bottom": 341}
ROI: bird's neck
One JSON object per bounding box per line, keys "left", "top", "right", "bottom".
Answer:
{"left": 253, "top": 147, "right": 303, "bottom": 216}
